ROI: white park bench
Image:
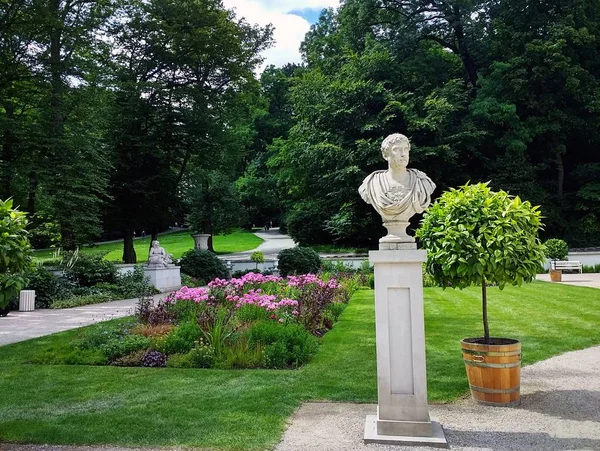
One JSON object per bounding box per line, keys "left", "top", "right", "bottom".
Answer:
{"left": 551, "top": 260, "right": 583, "bottom": 273}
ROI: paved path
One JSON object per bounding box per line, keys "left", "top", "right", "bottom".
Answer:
{"left": 536, "top": 272, "right": 600, "bottom": 288}
{"left": 0, "top": 294, "right": 164, "bottom": 347}
{"left": 224, "top": 227, "right": 296, "bottom": 260}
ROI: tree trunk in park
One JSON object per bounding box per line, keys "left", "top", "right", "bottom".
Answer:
{"left": 452, "top": 6, "right": 479, "bottom": 89}
{"left": 123, "top": 229, "right": 137, "bottom": 263}
{"left": 27, "top": 171, "right": 37, "bottom": 216}
{"left": 482, "top": 279, "right": 490, "bottom": 344}
{"left": 202, "top": 218, "right": 214, "bottom": 252}
{"left": 556, "top": 152, "right": 564, "bottom": 201}
{"left": 148, "top": 228, "right": 158, "bottom": 255}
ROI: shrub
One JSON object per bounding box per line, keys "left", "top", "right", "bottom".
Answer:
{"left": 163, "top": 321, "right": 203, "bottom": 355}
{"left": 101, "top": 335, "right": 151, "bottom": 361}
{"left": 251, "top": 251, "right": 265, "bottom": 269}
{"left": 248, "top": 321, "right": 318, "bottom": 368}
{"left": 51, "top": 292, "right": 113, "bottom": 309}
{"left": 0, "top": 199, "right": 33, "bottom": 310}
{"left": 142, "top": 350, "right": 167, "bottom": 367}
{"left": 180, "top": 273, "right": 203, "bottom": 288}
{"left": 131, "top": 323, "right": 174, "bottom": 338}
{"left": 166, "top": 340, "right": 214, "bottom": 368}
{"left": 64, "top": 253, "right": 117, "bottom": 287}
{"left": 179, "top": 249, "right": 227, "bottom": 281}
{"left": 114, "top": 265, "right": 158, "bottom": 298}
{"left": 231, "top": 269, "right": 273, "bottom": 278}
{"left": 111, "top": 349, "right": 146, "bottom": 367}
{"left": 544, "top": 238, "right": 569, "bottom": 261}
{"left": 26, "top": 267, "right": 73, "bottom": 308}
{"left": 416, "top": 182, "right": 545, "bottom": 343}
{"left": 277, "top": 247, "right": 321, "bottom": 277}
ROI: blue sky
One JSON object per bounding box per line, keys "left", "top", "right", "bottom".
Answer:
{"left": 223, "top": 0, "right": 339, "bottom": 70}
{"left": 288, "top": 8, "right": 323, "bottom": 24}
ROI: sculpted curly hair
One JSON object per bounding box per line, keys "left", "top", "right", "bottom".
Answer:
{"left": 381, "top": 133, "right": 410, "bottom": 159}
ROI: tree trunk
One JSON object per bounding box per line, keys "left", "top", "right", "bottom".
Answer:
{"left": 61, "top": 223, "right": 76, "bottom": 251}
{"left": 202, "top": 218, "right": 214, "bottom": 252}
{"left": 482, "top": 279, "right": 490, "bottom": 344}
{"left": 453, "top": 12, "right": 479, "bottom": 89}
{"left": 27, "top": 170, "right": 37, "bottom": 216}
{"left": 123, "top": 229, "right": 137, "bottom": 263}
{"left": 148, "top": 228, "right": 158, "bottom": 254}
{"left": 556, "top": 152, "right": 564, "bottom": 201}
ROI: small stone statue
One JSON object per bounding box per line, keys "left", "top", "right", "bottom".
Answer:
{"left": 359, "top": 133, "right": 436, "bottom": 249}
{"left": 147, "top": 240, "right": 173, "bottom": 267}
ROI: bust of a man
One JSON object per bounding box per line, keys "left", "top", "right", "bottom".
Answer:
{"left": 359, "top": 133, "right": 436, "bottom": 248}
{"left": 148, "top": 240, "right": 173, "bottom": 267}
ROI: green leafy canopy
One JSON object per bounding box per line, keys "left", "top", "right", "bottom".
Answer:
{"left": 416, "top": 182, "right": 546, "bottom": 290}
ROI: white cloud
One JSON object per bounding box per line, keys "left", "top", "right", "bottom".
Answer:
{"left": 223, "top": 0, "right": 340, "bottom": 71}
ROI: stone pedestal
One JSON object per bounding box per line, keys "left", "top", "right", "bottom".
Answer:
{"left": 19, "top": 290, "right": 35, "bottom": 312}
{"left": 191, "top": 233, "right": 210, "bottom": 251}
{"left": 364, "top": 250, "right": 448, "bottom": 448}
{"left": 144, "top": 265, "right": 182, "bottom": 293}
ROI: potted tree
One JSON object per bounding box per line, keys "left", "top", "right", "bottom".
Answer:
{"left": 416, "top": 183, "right": 545, "bottom": 406}
{"left": 0, "top": 199, "right": 34, "bottom": 316}
{"left": 544, "top": 238, "right": 569, "bottom": 282}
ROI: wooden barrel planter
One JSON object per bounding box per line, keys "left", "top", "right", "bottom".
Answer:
{"left": 460, "top": 338, "right": 521, "bottom": 406}
{"left": 549, "top": 269, "right": 562, "bottom": 282}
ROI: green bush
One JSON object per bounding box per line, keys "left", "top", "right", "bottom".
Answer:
{"left": 51, "top": 293, "right": 113, "bottom": 309}
{"left": 277, "top": 247, "right": 322, "bottom": 277}
{"left": 26, "top": 267, "right": 73, "bottom": 308}
{"left": 64, "top": 253, "right": 117, "bottom": 287}
{"left": 101, "top": 335, "right": 151, "bottom": 361}
{"left": 0, "top": 199, "right": 33, "bottom": 310}
{"left": 583, "top": 264, "right": 600, "bottom": 273}
{"left": 248, "top": 321, "right": 318, "bottom": 368}
{"left": 163, "top": 321, "right": 203, "bottom": 355}
{"left": 179, "top": 249, "right": 227, "bottom": 282}
{"left": 111, "top": 349, "right": 146, "bottom": 367}
{"left": 166, "top": 341, "right": 214, "bottom": 368}
{"left": 544, "top": 238, "right": 569, "bottom": 261}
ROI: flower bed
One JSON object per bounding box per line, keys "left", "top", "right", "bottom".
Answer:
{"left": 72, "top": 272, "right": 359, "bottom": 369}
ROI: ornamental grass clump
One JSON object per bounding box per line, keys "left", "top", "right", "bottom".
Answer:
{"left": 416, "top": 182, "right": 546, "bottom": 344}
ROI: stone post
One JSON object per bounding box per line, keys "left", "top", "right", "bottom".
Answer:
{"left": 191, "top": 233, "right": 210, "bottom": 251}
{"left": 363, "top": 248, "right": 447, "bottom": 447}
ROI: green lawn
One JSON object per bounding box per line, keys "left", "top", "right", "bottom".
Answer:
{"left": 1, "top": 281, "right": 599, "bottom": 449}
{"left": 33, "top": 230, "right": 264, "bottom": 262}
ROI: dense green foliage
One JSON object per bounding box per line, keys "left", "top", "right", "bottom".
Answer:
{"left": 416, "top": 183, "right": 546, "bottom": 341}
{"left": 179, "top": 249, "right": 228, "bottom": 282}
{"left": 0, "top": 199, "right": 33, "bottom": 309}
{"left": 544, "top": 238, "right": 569, "bottom": 261}
{"left": 0, "top": 0, "right": 272, "bottom": 258}
{"left": 277, "top": 247, "right": 322, "bottom": 276}
{"left": 0, "top": 283, "right": 599, "bottom": 448}
{"left": 239, "top": 0, "right": 600, "bottom": 248}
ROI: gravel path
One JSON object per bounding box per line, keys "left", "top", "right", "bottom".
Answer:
{"left": 1, "top": 346, "right": 598, "bottom": 451}
{"left": 275, "top": 345, "right": 600, "bottom": 451}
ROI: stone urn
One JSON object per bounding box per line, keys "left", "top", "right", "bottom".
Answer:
{"left": 191, "top": 233, "right": 210, "bottom": 251}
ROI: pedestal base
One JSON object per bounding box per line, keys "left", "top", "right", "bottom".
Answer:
{"left": 144, "top": 265, "right": 182, "bottom": 292}
{"left": 364, "top": 415, "right": 448, "bottom": 448}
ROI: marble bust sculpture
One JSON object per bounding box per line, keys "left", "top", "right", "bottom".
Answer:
{"left": 148, "top": 240, "right": 173, "bottom": 267}
{"left": 359, "top": 133, "right": 436, "bottom": 248}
